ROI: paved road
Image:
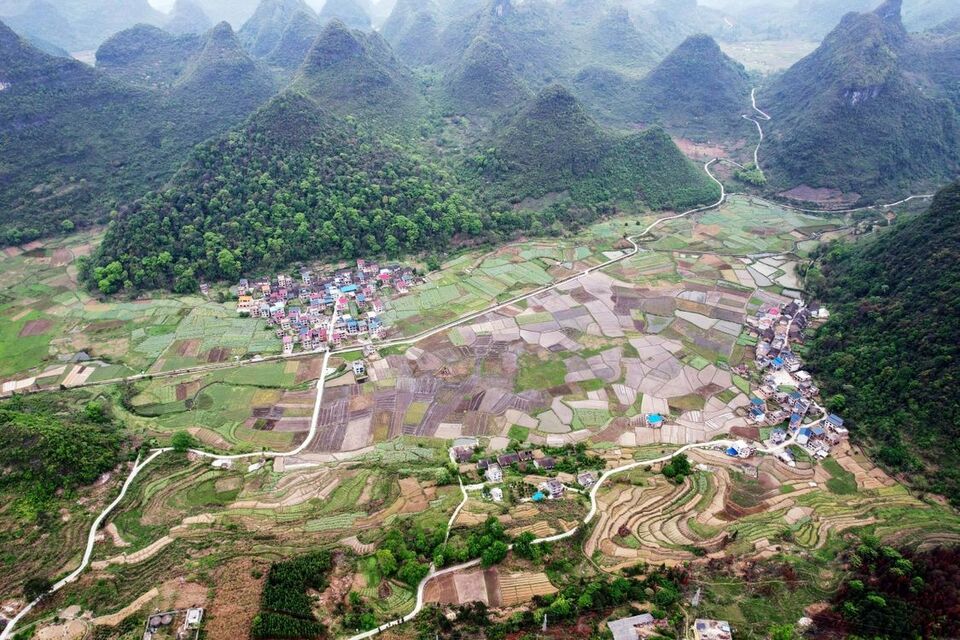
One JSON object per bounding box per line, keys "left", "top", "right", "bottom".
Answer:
{"left": 742, "top": 88, "right": 771, "bottom": 175}
{"left": 0, "top": 449, "right": 166, "bottom": 640}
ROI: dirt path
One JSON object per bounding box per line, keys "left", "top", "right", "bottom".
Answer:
{"left": 91, "top": 588, "right": 159, "bottom": 626}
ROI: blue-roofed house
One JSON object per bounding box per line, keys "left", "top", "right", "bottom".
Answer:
{"left": 646, "top": 413, "right": 664, "bottom": 428}
{"left": 771, "top": 356, "right": 785, "bottom": 370}
{"left": 726, "top": 447, "right": 739, "bottom": 457}
{"left": 341, "top": 284, "right": 358, "bottom": 295}
{"left": 827, "top": 414, "right": 845, "bottom": 429}
{"left": 797, "top": 427, "right": 812, "bottom": 445}
{"left": 750, "top": 397, "right": 765, "bottom": 407}
{"left": 789, "top": 412, "right": 802, "bottom": 429}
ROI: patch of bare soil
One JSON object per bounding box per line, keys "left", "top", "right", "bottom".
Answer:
{"left": 779, "top": 185, "right": 861, "bottom": 208}
{"left": 174, "top": 339, "right": 201, "bottom": 357}
{"left": 205, "top": 558, "right": 267, "bottom": 640}
{"left": 673, "top": 136, "right": 742, "bottom": 160}
{"left": 19, "top": 318, "right": 52, "bottom": 336}
{"left": 206, "top": 347, "right": 230, "bottom": 363}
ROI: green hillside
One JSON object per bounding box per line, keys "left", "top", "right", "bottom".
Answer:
{"left": 0, "top": 20, "right": 277, "bottom": 244}
{"left": 95, "top": 24, "right": 203, "bottom": 89}
{"left": 633, "top": 34, "right": 751, "bottom": 133}
{"left": 292, "top": 19, "right": 425, "bottom": 126}
{"left": 476, "top": 85, "right": 720, "bottom": 211}
{"left": 86, "top": 92, "right": 477, "bottom": 292}
{"left": 238, "top": 0, "right": 317, "bottom": 59}
{"left": 761, "top": 0, "right": 960, "bottom": 200}
{"left": 440, "top": 35, "right": 530, "bottom": 115}
{"left": 807, "top": 181, "right": 960, "bottom": 505}
{"left": 381, "top": 0, "right": 441, "bottom": 66}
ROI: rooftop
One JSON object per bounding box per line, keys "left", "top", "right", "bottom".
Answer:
{"left": 607, "top": 613, "right": 655, "bottom": 640}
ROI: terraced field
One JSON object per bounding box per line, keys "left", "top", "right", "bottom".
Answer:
{"left": 588, "top": 449, "right": 960, "bottom": 570}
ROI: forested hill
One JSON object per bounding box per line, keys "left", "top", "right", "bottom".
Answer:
{"left": 85, "top": 84, "right": 721, "bottom": 294}
{"left": 84, "top": 93, "right": 482, "bottom": 294}
{"left": 475, "top": 85, "right": 721, "bottom": 211}
{"left": 807, "top": 181, "right": 960, "bottom": 505}
{"left": 760, "top": 0, "right": 960, "bottom": 200}
{"left": 0, "top": 19, "right": 275, "bottom": 245}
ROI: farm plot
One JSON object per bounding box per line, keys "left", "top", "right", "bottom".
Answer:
{"left": 125, "top": 361, "right": 311, "bottom": 451}
{"left": 0, "top": 231, "right": 282, "bottom": 383}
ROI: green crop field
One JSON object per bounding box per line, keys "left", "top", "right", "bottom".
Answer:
{"left": 515, "top": 353, "right": 567, "bottom": 391}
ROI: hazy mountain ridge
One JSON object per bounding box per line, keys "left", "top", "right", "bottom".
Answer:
{"left": 761, "top": 0, "right": 960, "bottom": 199}
{"left": 292, "top": 19, "right": 424, "bottom": 126}
{"left": 0, "top": 19, "right": 275, "bottom": 243}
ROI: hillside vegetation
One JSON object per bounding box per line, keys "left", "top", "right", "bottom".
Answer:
{"left": 86, "top": 93, "right": 478, "bottom": 292}
{"left": 807, "top": 181, "right": 960, "bottom": 505}
{"left": 476, "top": 85, "right": 721, "bottom": 211}
{"left": 0, "top": 20, "right": 273, "bottom": 245}
{"left": 761, "top": 0, "right": 960, "bottom": 200}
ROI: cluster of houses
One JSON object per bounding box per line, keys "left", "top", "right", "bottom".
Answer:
{"left": 451, "top": 445, "right": 598, "bottom": 502}
{"left": 747, "top": 299, "right": 827, "bottom": 367}
{"left": 235, "top": 260, "right": 421, "bottom": 354}
{"left": 743, "top": 299, "right": 849, "bottom": 461}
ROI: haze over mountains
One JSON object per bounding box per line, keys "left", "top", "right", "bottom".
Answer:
{"left": 761, "top": 0, "right": 960, "bottom": 197}
{"left": 1, "top": 0, "right": 959, "bottom": 247}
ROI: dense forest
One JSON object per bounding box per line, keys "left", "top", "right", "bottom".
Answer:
{"left": 0, "top": 393, "right": 128, "bottom": 519}
{"left": 806, "top": 181, "right": 960, "bottom": 504}
{"left": 815, "top": 536, "right": 960, "bottom": 638}
{"left": 84, "top": 93, "right": 479, "bottom": 293}
{"left": 252, "top": 550, "right": 333, "bottom": 638}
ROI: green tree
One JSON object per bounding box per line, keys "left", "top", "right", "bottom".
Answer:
{"left": 171, "top": 431, "right": 197, "bottom": 452}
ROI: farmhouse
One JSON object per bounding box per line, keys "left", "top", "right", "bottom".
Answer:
{"left": 534, "top": 456, "right": 556, "bottom": 471}
{"left": 577, "top": 471, "right": 597, "bottom": 488}
{"left": 693, "top": 619, "right": 732, "bottom": 640}
{"left": 607, "top": 613, "right": 659, "bottom": 640}
{"left": 539, "top": 479, "right": 565, "bottom": 499}
{"left": 485, "top": 463, "right": 503, "bottom": 483}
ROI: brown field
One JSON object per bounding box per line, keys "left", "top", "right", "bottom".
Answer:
{"left": 173, "top": 339, "right": 201, "bottom": 357}
{"left": 205, "top": 558, "right": 267, "bottom": 640}
{"left": 206, "top": 347, "right": 231, "bottom": 363}
{"left": 174, "top": 379, "right": 203, "bottom": 401}
{"left": 19, "top": 318, "right": 52, "bottom": 336}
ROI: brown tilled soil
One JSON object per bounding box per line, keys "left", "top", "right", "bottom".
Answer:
{"left": 174, "top": 339, "right": 201, "bottom": 357}
{"left": 730, "top": 425, "right": 761, "bottom": 441}
{"left": 175, "top": 380, "right": 203, "bottom": 402}
{"left": 205, "top": 558, "right": 266, "bottom": 640}
{"left": 19, "top": 318, "right": 52, "bottom": 336}
{"left": 85, "top": 319, "right": 124, "bottom": 333}
{"left": 207, "top": 347, "right": 230, "bottom": 363}
{"left": 295, "top": 357, "right": 325, "bottom": 384}
{"left": 52, "top": 248, "right": 73, "bottom": 267}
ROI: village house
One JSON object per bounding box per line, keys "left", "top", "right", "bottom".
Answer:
{"left": 607, "top": 613, "right": 663, "bottom": 640}
{"left": 534, "top": 456, "right": 556, "bottom": 471}
{"left": 577, "top": 471, "right": 597, "bottom": 488}
{"left": 485, "top": 463, "right": 503, "bottom": 483}
{"left": 693, "top": 619, "right": 732, "bottom": 640}
{"left": 539, "top": 479, "right": 565, "bottom": 499}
